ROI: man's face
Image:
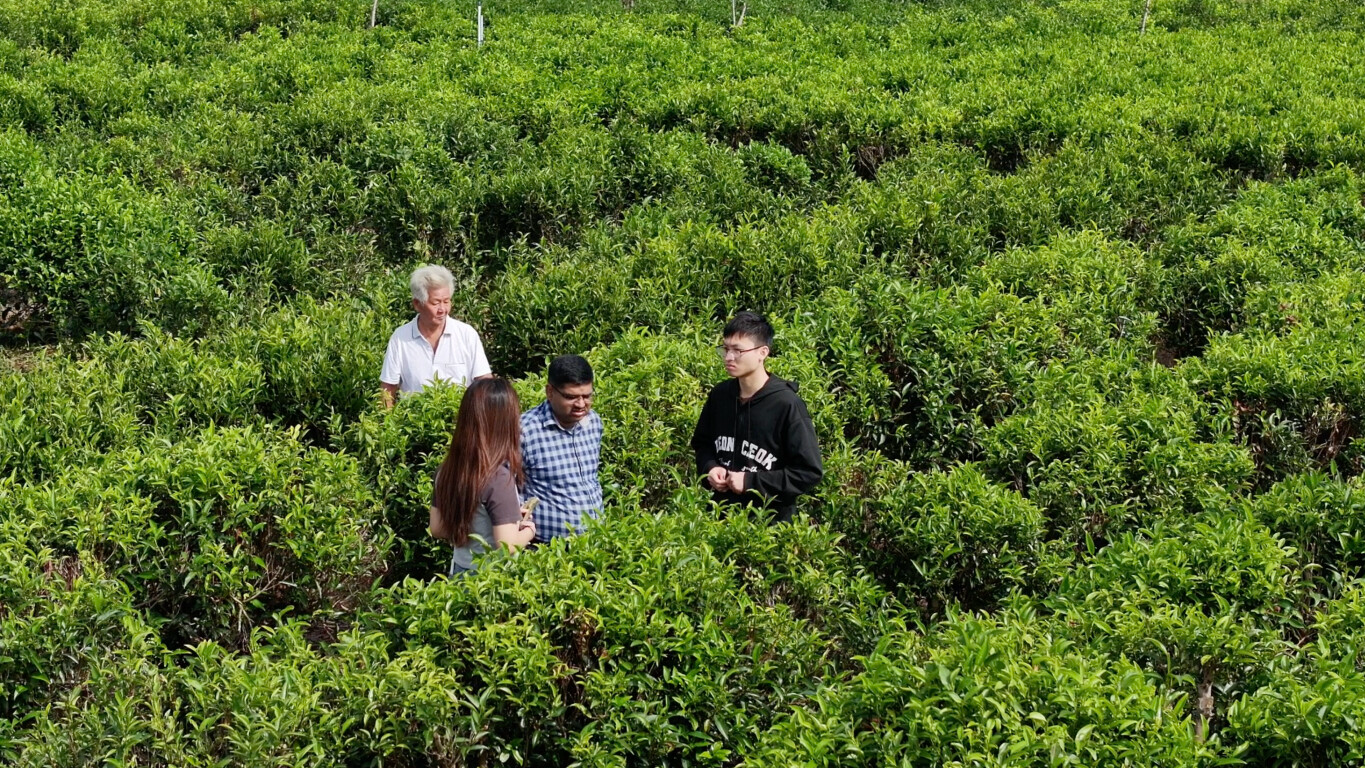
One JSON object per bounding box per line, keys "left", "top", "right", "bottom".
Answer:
{"left": 547, "top": 381, "right": 594, "bottom": 427}
{"left": 413, "top": 286, "right": 452, "bottom": 327}
{"left": 721, "top": 334, "right": 769, "bottom": 379}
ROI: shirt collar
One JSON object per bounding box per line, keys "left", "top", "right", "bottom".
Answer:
{"left": 409, "top": 317, "right": 454, "bottom": 339}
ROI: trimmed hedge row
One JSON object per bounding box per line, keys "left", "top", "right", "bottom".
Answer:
{"left": 6, "top": 0, "right": 1365, "bottom": 763}
{"left": 1, "top": 425, "right": 392, "bottom": 652}
{"left": 4, "top": 508, "right": 899, "bottom": 767}
{"left": 750, "top": 605, "right": 1216, "bottom": 766}
{"left": 7, "top": 1, "right": 1365, "bottom": 350}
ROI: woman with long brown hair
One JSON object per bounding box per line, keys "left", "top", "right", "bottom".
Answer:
{"left": 429, "top": 377, "right": 536, "bottom": 575}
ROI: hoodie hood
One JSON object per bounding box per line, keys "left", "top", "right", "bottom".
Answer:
{"left": 749, "top": 374, "right": 798, "bottom": 400}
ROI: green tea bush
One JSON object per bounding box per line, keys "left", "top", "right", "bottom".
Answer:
{"left": 1184, "top": 276, "right": 1365, "bottom": 484}
{"left": 846, "top": 137, "right": 1197, "bottom": 281}
{"left": 837, "top": 267, "right": 1142, "bottom": 465}
{"left": 841, "top": 144, "right": 998, "bottom": 278}
{"left": 478, "top": 124, "right": 626, "bottom": 246}
{"left": 794, "top": 291, "right": 897, "bottom": 446}
{"left": 367, "top": 504, "right": 895, "bottom": 767}
{"left": 8, "top": 0, "right": 1365, "bottom": 761}
{"left": 700, "top": 503, "right": 899, "bottom": 660}
{"left": 0, "top": 544, "right": 150, "bottom": 732}
{"left": 221, "top": 295, "right": 397, "bottom": 436}
{"left": 1014, "top": 136, "right": 1225, "bottom": 244}
{"left": 750, "top": 603, "right": 1213, "bottom": 767}
{"left": 168, "top": 627, "right": 411, "bottom": 767}
{"left": 0, "top": 0, "right": 358, "bottom": 57}
{"left": 487, "top": 238, "right": 661, "bottom": 371}
{"left": 5, "top": 615, "right": 182, "bottom": 768}
{"left": 981, "top": 355, "right": 1254, "bottom": 544}
{"left": 818, "top": 458, "right": 1056, "bottom": 613}
{"left": 0, "top": 350, "right": 143, "bottom": 483}
{"left": 11, "top": 618, "right": 373, "bottom": 767}
{"left": 197, "top": 220, "right": 326, "bottom": 305}
{"left": 1249, "top": 473, "right": 1365, "bottom": 604}
{"left": 1225, "top": 582, "right": 1365, "bottom": 767}
{"left": 483, "top": 185, "right": 915, "bottom": 373}
{"left": 1049, "top": 512, "right": 1295, "bottom": 730}
{"left": 83, "top": 328, "right": 267, "bottom": 433}
{"left": 0, "top": 132, "right": 228, "bottom": 338}
{"left": 583, "top": 327, "right": 716, "bottom": 505}
{"left": 127, "top": 426, "right": 393, "bottom": 645}
{"left": 12, "top": 640, "right": 182, "bottom": 768}
{"left": 482, "top": 198, "right": 862, "bottom": 372}
{"left": 1159, "top": 169, "right": 1365, "bottom": 352}
{"left": 9, "top": 507, "right": 891, "bottom": 765}
{"left": 966, "top": 231, "right": 1162, "bottom": 317}
{"left": 331, "top": 381, "right": 467, "bottom": 575}
{"left": 3, "top": 426, "right": 393, "bottom": 648}
{"left": 0, "top": 295, "right": 394, "bottom": 483}
{"left": 26, "top": 0, "right": 1365, "bottom": 344}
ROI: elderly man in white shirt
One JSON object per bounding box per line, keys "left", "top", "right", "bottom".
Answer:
{"left": 380, "top": 265, "right": 492, "bottom": 408}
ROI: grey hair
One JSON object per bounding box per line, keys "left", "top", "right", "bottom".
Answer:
{"left": 409, "top": 265, "right": 455, "bottom": 303}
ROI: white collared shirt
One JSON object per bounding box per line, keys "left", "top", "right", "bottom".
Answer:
{"left": 380, "top": 317, "right": 491, "bottom": 394}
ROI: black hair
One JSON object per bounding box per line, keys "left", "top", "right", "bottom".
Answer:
{"left": 548, "top": 354, "right": 594, "bottom": 387}
{"left": 722, "top": 311, "right": 774, "bottom": 348}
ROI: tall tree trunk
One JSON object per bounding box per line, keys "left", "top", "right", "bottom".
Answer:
{"left": 1140, "top": 0, "right": 1154, "bottom": 34}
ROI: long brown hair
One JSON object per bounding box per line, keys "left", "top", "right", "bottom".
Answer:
{"left": 433, "top": 378, "right": 525, "bottom": 546}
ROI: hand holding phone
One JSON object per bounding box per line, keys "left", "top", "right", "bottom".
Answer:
{"left": 519, "top": 497, "right": 540, "bottom": 527}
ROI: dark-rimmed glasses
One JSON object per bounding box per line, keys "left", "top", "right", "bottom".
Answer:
{"left": 550, "top": 384, "right": 594, "bottom": 404}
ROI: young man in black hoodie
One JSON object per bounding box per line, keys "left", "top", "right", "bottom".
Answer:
{"left": 691, "top": 311, "right": 823, "bottom": 523}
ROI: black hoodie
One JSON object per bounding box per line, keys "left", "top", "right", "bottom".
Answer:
{"left": 690, "top": 374, "right": 823, "bottom": 522}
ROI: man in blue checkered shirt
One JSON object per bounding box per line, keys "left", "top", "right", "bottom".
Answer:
{"left": 521, "top": 355, "right": 603, "bottom": 542}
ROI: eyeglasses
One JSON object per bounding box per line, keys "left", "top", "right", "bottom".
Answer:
{"left": 715, "top": 345, "right": 765, "bottom": 360}
{"left": 550, "top": 384, "right": 594, "bottom": 404}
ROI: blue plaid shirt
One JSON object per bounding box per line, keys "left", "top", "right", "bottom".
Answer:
{"left": 520, "top": 401, "right": 603, "bottom": 541}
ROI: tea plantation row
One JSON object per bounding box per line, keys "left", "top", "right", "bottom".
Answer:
{"left": 3, "top": 0, "right": 1365, "bottom": 764}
